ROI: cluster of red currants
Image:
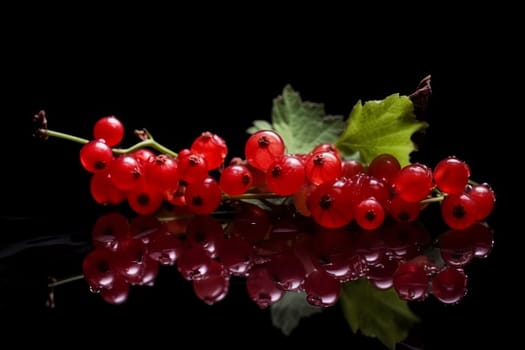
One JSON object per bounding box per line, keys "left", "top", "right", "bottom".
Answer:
{"left": 76, "top": 115, "right": 496, "bottom": 307}
{"left": 80, "top": 116, "right": 495, "bottom": 231}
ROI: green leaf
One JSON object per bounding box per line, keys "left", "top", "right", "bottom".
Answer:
{"left": 271, "top": 292, "right": 322, "bottom": 336}
{"left": 247, "top": 85, "right": 345, "bottom": 154}
{"left": 335, "top": 94, "right": 428, "bottom": 166}
{"left": 340, "top": 279, "right": 420, "bottom": 350}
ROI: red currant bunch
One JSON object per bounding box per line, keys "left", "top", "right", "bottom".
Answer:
{"left": 36, "top": 112, "right": 495, "bottom": 309}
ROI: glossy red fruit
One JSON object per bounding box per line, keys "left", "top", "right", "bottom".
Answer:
{"left": 93, "top": 116, "right": 124, "bottom": 147}
{"left": 245, "top": 130, "right": 286, "bottom": 171}
{"left": 127, "top": 184, "right": 164, "bottom": 215}
{"left": 308, "top": 178, "right": 354, "bottom": 229}
{"left": 311, "top": 143, "right": 342, "bottom": 159}
{"left": 354, "top": 197, "right": 385, "bottom": 230}
{"left": 466, "top": 183, "right": 495, "bottom": 220}
{"left": 185, "top": 176, "right": 222, "bottom": 215}
{"left": 433, "top": 157, "right": 470, "bottom": 195}
{"left": 109, "top": 155, "right": 143, "bottom": 191}
{"left": 393, "top": 163, "right": 433, "bottom": 203}
{"left": 441, "top": 193, "right": 478, "bottom": 229}
{"left": 266, "top": 155, "right": 305, "bottom": 196}
{"left": 304, "top": 151, "right": 342, "bottom": 186}
{"left": 177, "top": 151, "right": 209, "bottom": 184}
{"left": 341, "top": 160, "right": 365, "bottom": 178}
{"left": 220, "top": 164, "right": 253, "bottom": 196}
{"left": 90, "top": 169, "right": 126, "bottom": 206}
{"left": 387, "top": 195, "right": 421, "bottom": 223}
{"left": 80, "top": 139, "right": 113, "bottom": 173}
{"left": 368, "top": 153, "right": 401, "bottom": 185}
{"left": 143, "top": 154, "right": 180, "bottom": 192}
{"left": 191, "top": 131, "right": 228, "bottom": 171}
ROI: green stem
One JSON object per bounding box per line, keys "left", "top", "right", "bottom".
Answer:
{"left": 40, "top": 129, "right": 90, "bottom": 145}
{"left": 39, "top": 128, "right": 178, "bottom": 157}
{"left": 420, "top": 195, "right": 445, "bottom": 205}
{"left": 113, "top": 139, "right": 177, "bottom": 157}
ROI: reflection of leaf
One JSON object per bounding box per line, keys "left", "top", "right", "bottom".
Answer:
{"left": 247, "top": 85, "right": 345, "bottom": 154}
{"left": 335, "top": 94, "right": 428, "bottom": 166}
{"left": 271, "top": 292, "right": 322, "bottom": 336}
{"left": 340, "top": 279, "right": 420, "bottom": 350}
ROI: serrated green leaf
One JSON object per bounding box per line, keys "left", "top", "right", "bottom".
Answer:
{"left": 271, "top": 292, "right": 322, "bottom": 336}
{"left": 335, "top": 94, "right": 428, "bottom": 166}
{"left": 247, "top": 85, "right": 345, "bottom": 154}
{"left": 340, "top": 279, "right": 420, "bottom": 350}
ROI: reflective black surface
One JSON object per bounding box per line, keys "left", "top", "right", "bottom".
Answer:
{"left": 2, "top": 42, "right": 510, "bottom": 349}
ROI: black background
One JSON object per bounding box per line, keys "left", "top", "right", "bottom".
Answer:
{"left": 1, "top": 20, "right": 514, "bottom": 349}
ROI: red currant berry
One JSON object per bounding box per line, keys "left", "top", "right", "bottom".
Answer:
{"left": 245, "top": 130, "right": 286, "bottom": 171}
{"left": 220, "top": 164, "right": 253, "bottom": 196}
{"left": 466, "top": 183, "right": 495, "bottom": 220}
{"left": 433, "top": 157, "right": 470, "bottom": 195}
{"left": 191, "top": 131, "right": 228, "bottom": 170}
{"left": 185, "top": 176, "right": 222, "bottom": 215}
{"left": 93, "top": 116, "right": 124, "bottom": 147}
{"left": 266, "top": 155, "right": 305, "bottom": 196}
{"left": 393, "top": 163, "right": 433, "bottom": 202}
{"left": 441, "top": 193, "right": 478, "bottom": 229}
{"left": 304, "top": 151, "right": 342, "bottom": 186}
{"left": 354, "top": 197, "right": 385, "bottom": 230}
{"left": 80, "top": 139, "right": 113, "bottom": 173}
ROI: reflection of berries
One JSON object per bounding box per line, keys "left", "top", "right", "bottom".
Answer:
{"left": 81, "top": 211, "right": 489, "bottom": 308}
{"left": 432, "top": 267, "right": 467, "bottom": 304}
{"left": 393, "top": 261, "right": 429, "bottom": 301}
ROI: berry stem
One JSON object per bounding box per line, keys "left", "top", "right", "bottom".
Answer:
{"left": 39, "top": 128, "right": 178, "bottom": 158}
{"left": 39, "top": 129, "right": 90, "bottom": 145}
{"left": 468, "top": 179, "right": 479, "bottom": 186}
{"left": 420, "top": 195, "right": 446, "bottom": 205}
{"left": 113, "top": 139, "right": 177, "bottom": 157}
